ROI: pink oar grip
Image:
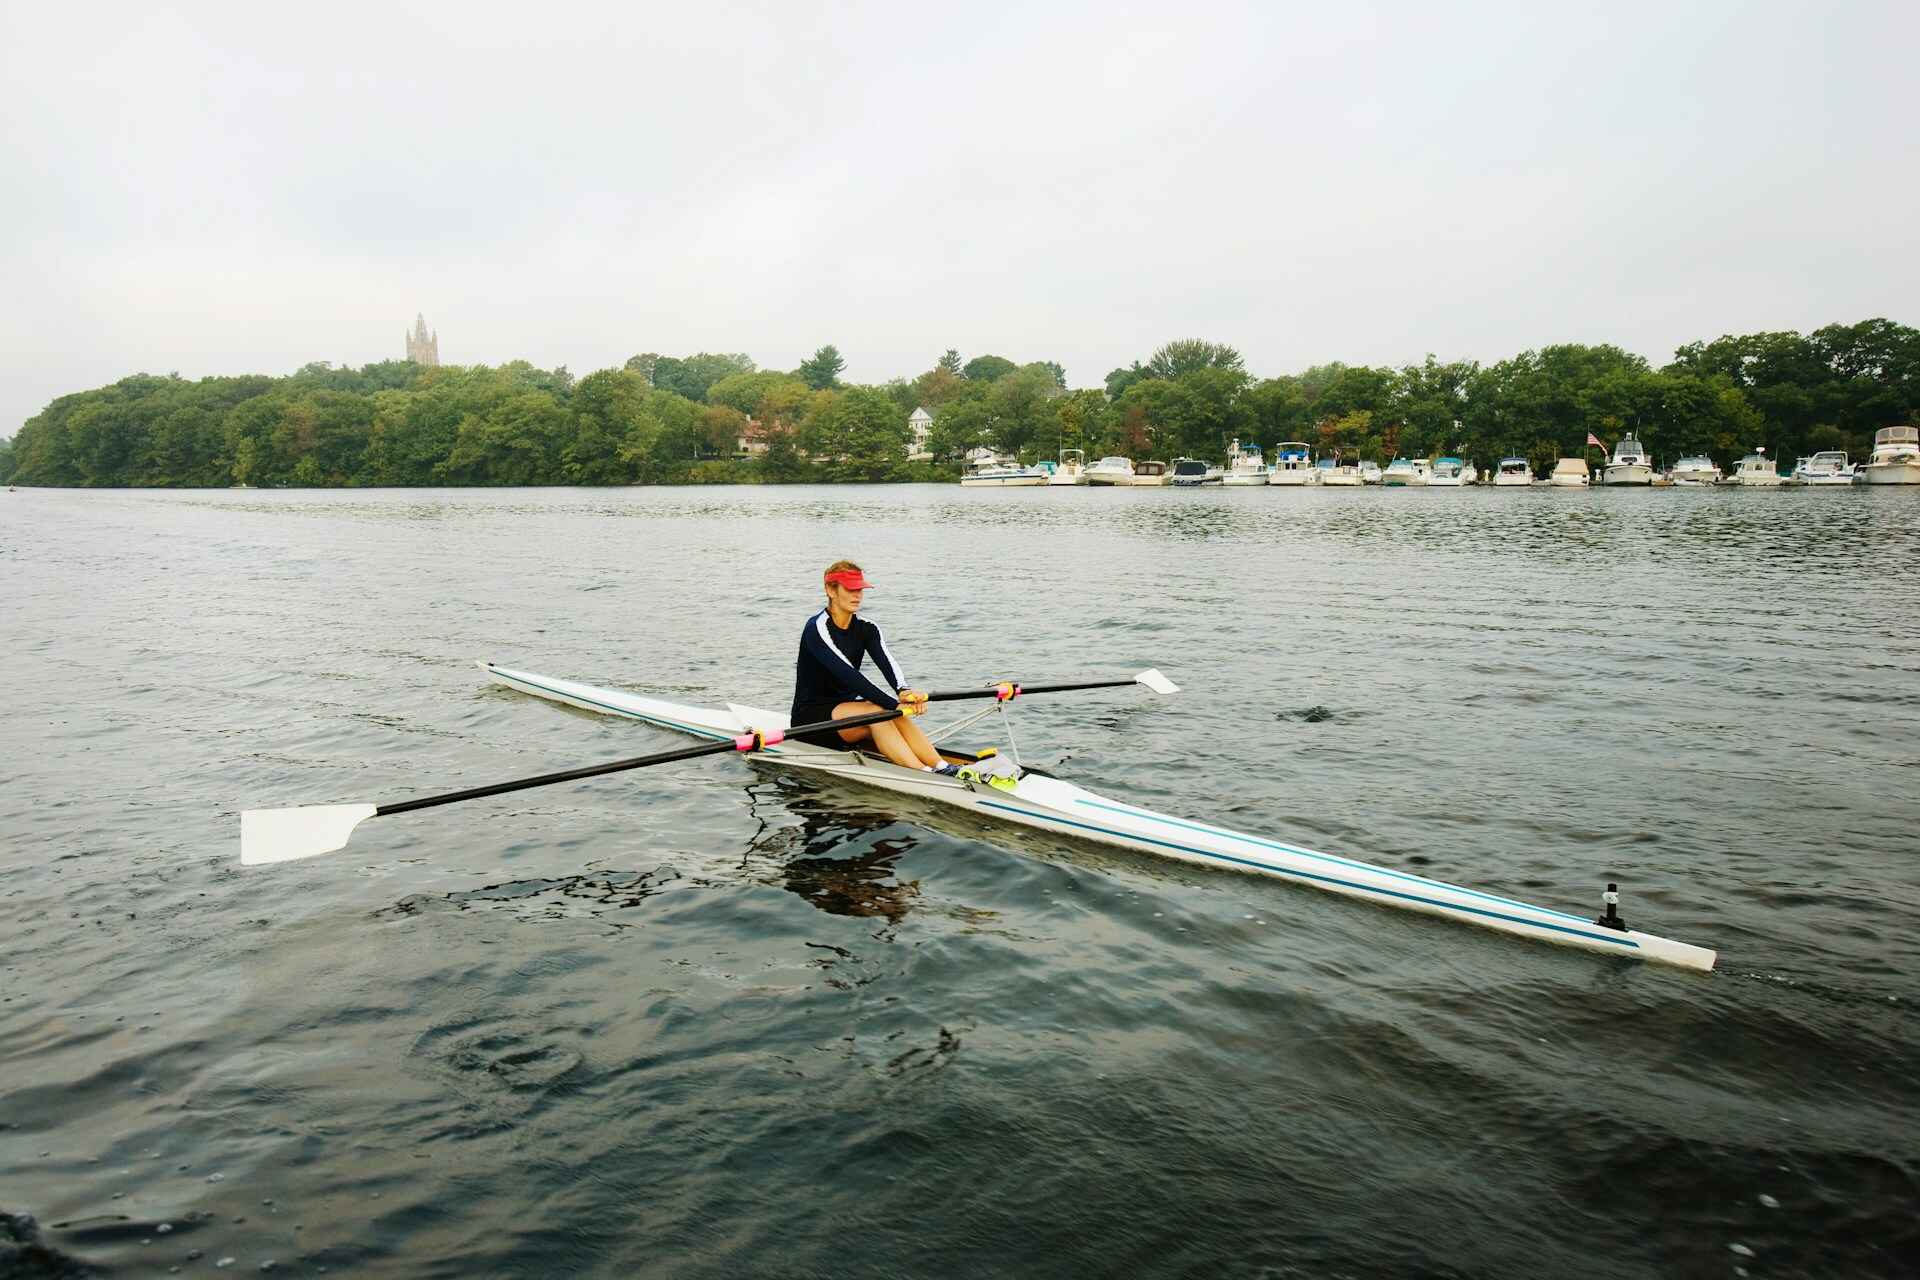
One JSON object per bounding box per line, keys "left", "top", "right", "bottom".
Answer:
{"left": 733, "top": 729, "right": 786, "bottom": 751}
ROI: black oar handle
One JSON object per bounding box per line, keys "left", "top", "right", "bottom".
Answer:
{"left": 375, "top": 708, "right": 903, "bottom": 818}
{"left": 924, "top": 678, "right": 1136, "bottom": 703}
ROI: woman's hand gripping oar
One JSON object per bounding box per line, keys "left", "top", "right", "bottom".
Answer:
{"left": 238, "top": 707, "right": 904, "bottom": 866}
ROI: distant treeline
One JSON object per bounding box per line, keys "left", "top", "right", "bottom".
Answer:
{"left": 3, "top": 322, "right": 1915, "bottom": 488}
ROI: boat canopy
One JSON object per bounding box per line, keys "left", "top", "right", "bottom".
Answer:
{"left": 1499, "top": 456, "right": 1528, "bottom": 466}
{"left": 1551, "top": 458, "right": 1589, "bottom": 475}
{"left": 1876, "top": 425, "right": 1918, "bottom": 446}
{"left": 1173, "top": 459, "right": 1209, "bottom": 475}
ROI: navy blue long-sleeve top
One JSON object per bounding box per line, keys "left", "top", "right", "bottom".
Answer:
{"left": 792, "top": 608, "right": 906, "bottom": 719}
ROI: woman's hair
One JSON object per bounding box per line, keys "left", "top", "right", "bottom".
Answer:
{"left": 823, "top": 559, "right": 861, "bottom": 588}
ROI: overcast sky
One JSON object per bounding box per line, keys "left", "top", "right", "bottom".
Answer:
{"left": 2, "top": 0, "right": 1915, "bottom": 434}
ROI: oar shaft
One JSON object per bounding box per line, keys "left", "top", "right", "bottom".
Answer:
{"left": 925, "top": 678, "right": 1136, "bottom": 702}
{"left": 375, "top": 708, "right": 902, "bottom": 818}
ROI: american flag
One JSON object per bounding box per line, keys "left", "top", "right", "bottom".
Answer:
{"left": 1587, "top": 432, "right": 1607, "bottom": 450}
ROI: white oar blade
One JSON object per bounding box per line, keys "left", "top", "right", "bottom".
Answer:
{"left": 241, "top": 804, "right": 378, "bottom": 866}
{"left": 1134, "top": 668, "right": 1179, "bottom": 695}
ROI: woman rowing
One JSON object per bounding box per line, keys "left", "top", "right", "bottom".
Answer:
{"left": 790, "top": 560, "right": 960, "bottom": 774}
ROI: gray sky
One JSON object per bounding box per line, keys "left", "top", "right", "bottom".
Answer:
{"left": 3, "top": 0, "right": 1915, "bottom": 434}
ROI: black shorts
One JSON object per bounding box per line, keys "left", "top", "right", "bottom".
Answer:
{"left": 788, "top": 699, "right": 855, "bottom": 748}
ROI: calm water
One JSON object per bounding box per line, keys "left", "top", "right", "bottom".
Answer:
{"left": 2, "top": 484, "right": 1916, "bottom": 1278}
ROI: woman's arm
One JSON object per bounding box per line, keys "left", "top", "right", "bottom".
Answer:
{"left": 802, "top": 613, "right": 901, "bottom": 709}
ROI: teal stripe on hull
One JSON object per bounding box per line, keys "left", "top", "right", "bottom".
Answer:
{"left": 977, "top": 801, "right": 1640, "bottom": 953}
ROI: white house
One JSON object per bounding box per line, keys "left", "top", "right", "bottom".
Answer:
{"left": 907, "top": 406, "right": 934, "bottom": 461}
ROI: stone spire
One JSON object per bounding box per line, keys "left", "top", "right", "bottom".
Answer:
{"left": 405, "top": 312, "right": 440, "bottom": 366}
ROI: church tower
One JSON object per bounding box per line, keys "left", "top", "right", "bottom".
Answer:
{"left": 405, "top": 313, "right": 440, "bottom": 366}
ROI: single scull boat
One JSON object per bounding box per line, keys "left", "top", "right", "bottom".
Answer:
{"left": 481, "top": 662, "right": 1716, "bottom": 971}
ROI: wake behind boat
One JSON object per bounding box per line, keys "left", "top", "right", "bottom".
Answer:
{"left": 477, "top": 662, "right": 1717, "bottom": 971}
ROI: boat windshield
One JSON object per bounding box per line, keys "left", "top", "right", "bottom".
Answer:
{"left": 1174, "top": 460, "right": 1208, "bottom": 475}
{"left": 1877, "top": 426, "right": 1919, "bottom": 445}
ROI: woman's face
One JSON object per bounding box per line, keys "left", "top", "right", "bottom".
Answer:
{"left": 828, "top": 583, "right": 865, "bottom": 614}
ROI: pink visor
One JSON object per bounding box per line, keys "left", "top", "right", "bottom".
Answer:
{"left": 826, "top": 570, "right": 873, "bottom": 590}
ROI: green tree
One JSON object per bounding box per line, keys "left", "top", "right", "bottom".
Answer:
{"left": 798, "top": 344, "right": 846, "bottom": 391}
{"left": 650, "top": 352, "right": 754, "bottom": 401}
{"left": 802, "top": 386, "right": 908, "bottom": 479}
{"left": 937, "top": 348, "right": 963, "bottom": 376}
{"left": 706, "top": 369, "right": 807, "bottom": 416}
{"left": 1145, "top": 339, "right": 1243, "bottom": 381}
{"left": 962, "top": 354, "right": 1017, "bottom": 382}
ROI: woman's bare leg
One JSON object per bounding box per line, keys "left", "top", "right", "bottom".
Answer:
{"left": 895, "top": 715, "right": 944, "bottom": 767}
{"left": 833, "top": 702, "right": 922, "bottom": 768}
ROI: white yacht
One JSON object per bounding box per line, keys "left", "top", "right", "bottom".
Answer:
{"left": 1358, "top": 460, "right": 1383, "bottom": 485}
{"left": 1428, "top": 456, "right": 1474, "bottom": 487}
{"left": 960, "top": 461, "right": 1048, "bottom": 487}
{"left": 1381, "top": 457, "right": 1429, "bottom": 487}
{"left": 1267, "top": 442, "right": 1317, "bottom": 486}
{"left": 1792, "top": 451, "right": 1855, "bottom": 485}
{"left": 1493, "top": 456, "right": 1532, "bottom": 486}
{"left": 1668, "top": 456, "right": 1722, "bottom": 486}
{"left": 1085, "top": 456, "right": 1135, "bottom": 486}
{"left": 1547, "top": 458, "right": 1590, "bottom": 488}
{"left": 1129, "top": 460, "right": 1172, "bottom": 486}
{"left": 1049, "top": 448, "right": 1089, "bottom": 486}
{"left": 1726, "top": 448, "right": 1785, "bottom": 486}
{"left": 1855, "top": 426, "right": 1920, "bottom": 485}
{"left": 1602, "top": 433, "right": 1654, "bottom": 485}
{"left": 1222, "top": 439, "right": 1271, "bottom": 486}
{"left": 1171, "top": 458, "right": 1221, "bottom": 486}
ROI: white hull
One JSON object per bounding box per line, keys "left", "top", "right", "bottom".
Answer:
{"left": 1857, "top": 463, "right": 1920, "bottom": 484}
{"left": 1602, "top": 463, "right": 1653, "bottom": 485}
{"left": 1727, "top": 472, "right": 1785, "bottom": 487}
{"left": 1047, "top": 471, "right": 1086, "bottom": 486}
{"left": 1382, "top": 475, "right": 1429, "bottom": 487}
{"left": 1127, "top": 473, "right": 1171, "bottom": 486}
{"left": 1494, "top": 473, "right": 1531, "bottom": 487}
{"left": 1546, "top": 476, "right": 1589, "bottom": 488}
{"left": 1086, "top": 474, "right": 1131, "bottom": 486}
{"left": 480, "top": 662, "right": 1716, "bottom": 971}
{"left": 1266, "top": 470, "right": 1315, "bottom": 486}
{"left": 960, "top": 474, "right": 1047, "bottom": 487}
{"left": 1427, "top": 475, "right": 1467, "bottom": 487}
{"left": 1320, "top": 471, "right": 1363, "bottom": 486}
{"left": 1222, "top": 474, "right": 1269, "bottom": 486}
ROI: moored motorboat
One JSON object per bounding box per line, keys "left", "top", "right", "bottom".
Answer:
{"left": 1320, "top": 458, "right": 1363, "bottom": 486}
{"left": 1049, "top": 448, "right": 1089, "bottom": 486}
{"left": 1267, "top": 442, "right": 1316, "bottom": 486}
{"left": 1494, "top": 457, "right": 1532, "bottom": 486}
{"left": 1669, "top": 456, "right": 1722, "bottom": 486}
{"left": 1358, "top": 460, "right": 1383, "bottom": 485}
{"left": 1221, "top": 439, "right": 1270, "bottom": 486}
{"left": 1855, "top": 426, "right": 1920, "bottom": 485}
{"left": 1602, "top": 433, "right": 1654, "bottom": 485}
{"left": 1428, "top": 457, "right": 1474, "bottom": 487}
{"left": 1726, "top": 448, "right": 1785, "bottom": 486}
{"left": 1792, "top": 451, "right": 1855, "bottom": 485}
{"left": 960, "top": 461, "right": 1048, "bottom": 487}
{"left": 1129, "top": 460, "right": 1172, "bottom": 486}
{"left": 1547, "top": 458, "right": 1590, "bottom": 487}
{"left": 1085, "top": 456, "right": 1135, "bottom": 486}
{"left": 1381, "top": 457, "right": 1425, "bottom": 487}
{"left": 1171, "top": 458, "right": 1221, "bottom": 486}
{"left": 478, "top": 662, "right": 1717, "bottom": 971}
